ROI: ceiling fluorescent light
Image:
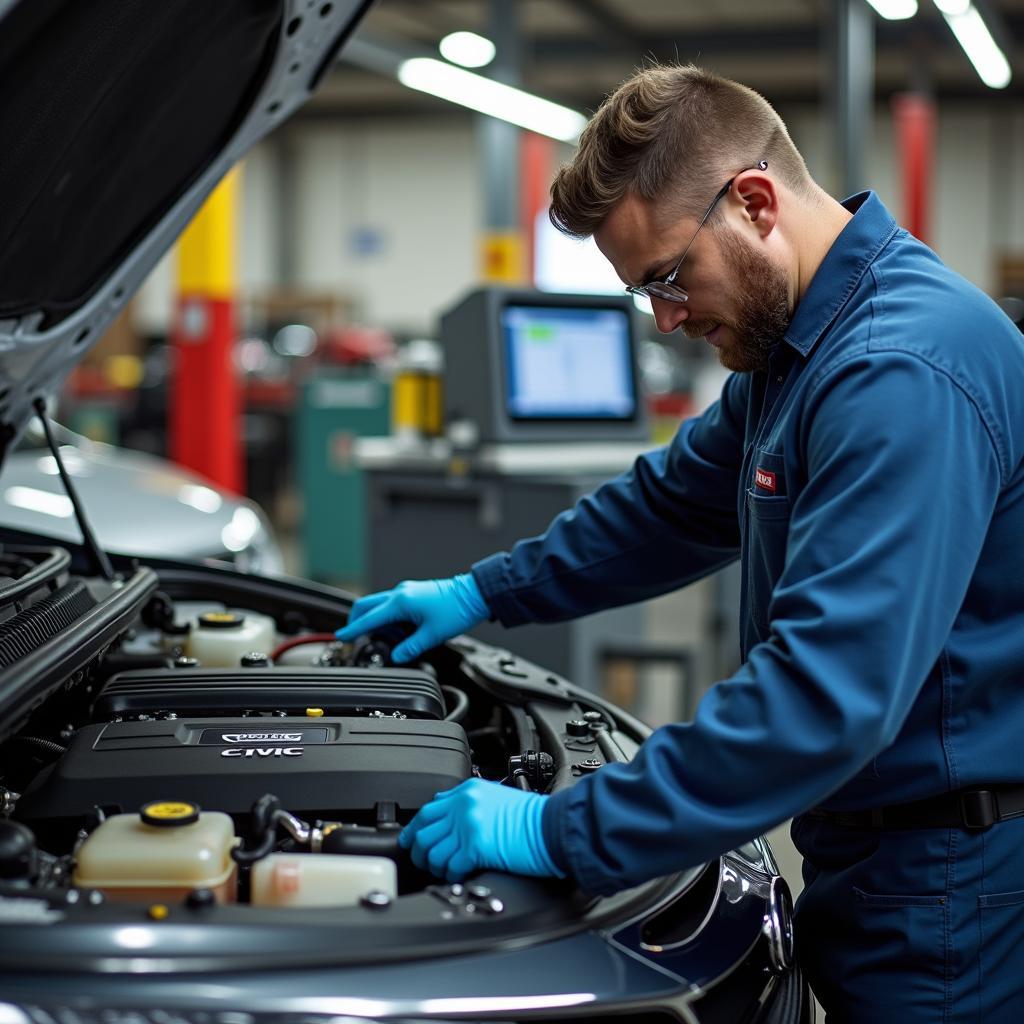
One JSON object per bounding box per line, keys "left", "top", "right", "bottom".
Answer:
{"left": 439, "top": 31, "right": 496, "bottom": 68}
{"left": 398, "top": 58, "right": 587, "bottom": 142}
{"left": 864, "top": 0, "right": 918, "bottom": 19}
{"left": 933, "top": 1, "right": 1011, "bottom": 88}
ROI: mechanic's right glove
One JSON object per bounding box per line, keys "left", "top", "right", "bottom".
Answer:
{"left": 399, "top": 778, "right": 564, "bottom": 882}
{"left": 335, "top": 573, "right": 489, "bottom": 664}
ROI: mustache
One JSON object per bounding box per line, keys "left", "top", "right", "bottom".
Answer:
{"left": 681, "top": 318, "right": 722, "bottom": 339}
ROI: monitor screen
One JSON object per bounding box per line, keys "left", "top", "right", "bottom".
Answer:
{"left": 501, "top": 304, "right": 637, "bottom": 420}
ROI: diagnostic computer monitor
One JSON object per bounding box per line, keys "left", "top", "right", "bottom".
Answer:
{"left": 441, "top": 288, "right": 647, "bottom": 444}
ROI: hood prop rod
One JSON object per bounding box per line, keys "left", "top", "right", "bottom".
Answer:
{"left": 33, "top": 399, "right": 115, "bottom": 581}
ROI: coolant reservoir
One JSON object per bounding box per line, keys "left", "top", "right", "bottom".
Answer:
{"left": 73, "top": 802, "right": 237, "bottom": 903}
{"left": 184, "top": 610, "right": 276, "bottom": 667}
{"left": 250, "top": 853, "right": 397, "bottom": 908}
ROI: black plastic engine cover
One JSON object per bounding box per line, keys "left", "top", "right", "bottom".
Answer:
{"left": 93, "top": 666, "right": 447, "bottom": 720}
{"left": 17, "top": 717, "right": 471, "bottom": 823}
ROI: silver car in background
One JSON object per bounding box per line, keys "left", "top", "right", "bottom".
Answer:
{"left": 1, "top": 423, "right": 283, "bottom": 574}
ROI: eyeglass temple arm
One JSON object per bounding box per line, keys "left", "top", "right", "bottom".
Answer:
{"left": 666, "top": 158, "right": 768, "bottom": 284}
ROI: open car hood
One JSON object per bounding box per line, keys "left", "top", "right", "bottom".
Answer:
{"left": 0, "top": 0, "right": 372, "bottom": 464}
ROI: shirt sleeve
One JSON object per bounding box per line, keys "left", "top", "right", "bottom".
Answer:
{"left": 542, "top": 351, "right": 1003, "bottom": 895}
{"left": 471, "top": 373, "right": 749, "bottom": 627}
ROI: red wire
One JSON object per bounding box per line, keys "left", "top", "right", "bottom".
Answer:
{"left": 270, "top": 633, "right": 338, "bottom": 662}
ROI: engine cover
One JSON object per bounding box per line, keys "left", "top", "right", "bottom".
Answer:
{"left": 93, "top": 666, "right": 447, "bottom": 721}
{"left": 17, "top": 717, "right": 472, "bottom": 823}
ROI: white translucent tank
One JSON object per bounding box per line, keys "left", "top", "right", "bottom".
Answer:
{"left": 183, "top": 609, "right": 276, "bottom": 667}
{"left": 73, "top": 804, "right": 237, "bottom": 903}
{"left": 250, "top": 853, "right": 397, "bottom": 908}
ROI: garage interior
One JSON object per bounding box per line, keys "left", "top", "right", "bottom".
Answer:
{"left": 25, "top": 0, "right": 1024, "bottom": 1012}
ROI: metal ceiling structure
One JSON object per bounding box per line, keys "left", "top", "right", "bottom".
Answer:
{"left": 305, "top": 0, "right": 1024, "bottom": 120}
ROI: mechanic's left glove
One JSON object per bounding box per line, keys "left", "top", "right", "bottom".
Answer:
{"left": 399, "top": 778, "right": 565, "bottom": 882}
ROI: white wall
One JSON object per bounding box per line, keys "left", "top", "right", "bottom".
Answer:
{"left": 239, "top": 142, "right": 278, "bottom": 295}
{"left": 135, "top": 101, "right": 1024, "bottom": 338}
{"left": 787, "top": 101, "right": 1024, "bottom": 294}
{"left": 291, "top": 121, "right": 481, "bottom": 334}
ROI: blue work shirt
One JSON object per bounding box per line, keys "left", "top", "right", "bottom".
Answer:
{"left": 471, "top": 192, "right": 1024, "bottom": 896}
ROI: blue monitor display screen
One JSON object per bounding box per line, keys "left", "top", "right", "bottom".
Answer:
{"left": 502, "top": 305, "right": 636, "bottom": 420}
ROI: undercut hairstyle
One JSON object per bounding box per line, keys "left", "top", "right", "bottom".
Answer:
{"left": 549, "top": 63, "right": 816, "bottom": 239}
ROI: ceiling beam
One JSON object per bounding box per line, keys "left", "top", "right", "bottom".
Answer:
{"left": 526, "top": 13, "right": 1022, "bottom": 65}
{"left": 562, "top": 0, "right": 648, "bottom": 50}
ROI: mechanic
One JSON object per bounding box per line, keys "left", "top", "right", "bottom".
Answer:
{"left": 337, "top": 64, "right": 1024, "bottom": 1020}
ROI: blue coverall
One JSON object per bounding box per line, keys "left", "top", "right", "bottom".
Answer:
{"left": 471, "top": 193, "right": 1024, "bottom": 1020}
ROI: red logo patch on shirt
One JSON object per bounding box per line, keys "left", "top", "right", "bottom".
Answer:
{"left": 755, "top": 468, "right": 776, "bottom": 493}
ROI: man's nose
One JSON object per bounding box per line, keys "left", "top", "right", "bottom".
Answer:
{"left": 653, "top": 298, "right": 689, "bottom": 335}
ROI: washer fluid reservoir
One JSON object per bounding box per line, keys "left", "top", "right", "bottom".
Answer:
{"left": 250, "top": 853, "right": 397, "bottom": 908}
{"left": 72, "top": 802, "right": 237, "bottom": 903}
{"left": 184, "top": 610, "right": 276, "bottom": 667}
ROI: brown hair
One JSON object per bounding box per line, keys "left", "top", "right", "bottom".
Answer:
{"left": 549, "top": 63, "right": 815, "bottom": 239}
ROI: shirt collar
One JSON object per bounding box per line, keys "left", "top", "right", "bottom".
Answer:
{"left": 783, "top": 191, "right": 900, "bottom": 357}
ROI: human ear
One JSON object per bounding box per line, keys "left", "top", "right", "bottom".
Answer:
{"left": 733, "top": 170, "right": 777, "bottom": 238}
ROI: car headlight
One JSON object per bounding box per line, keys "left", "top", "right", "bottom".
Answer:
{"left": 224, "top": 507, "right": 285, "bottom": 575}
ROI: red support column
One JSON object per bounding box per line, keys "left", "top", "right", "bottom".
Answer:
{"left": 892, "top": 92, "right": 936, "bottom": 245}
{"left": 520, "top": 131, "right": 554, "bottom": 282}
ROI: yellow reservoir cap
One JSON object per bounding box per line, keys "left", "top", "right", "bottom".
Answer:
{"left": 305, "top": 708, "right": 325, "bottom": 718}
{"left": 197, "top": 612, "right": 245, "bottom": 630}
{"left": 140, "top": 801, "right": 200, "bottom": 828}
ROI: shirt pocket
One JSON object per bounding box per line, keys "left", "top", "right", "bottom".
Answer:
{"left": 745, "top": 448, "right": 791, "bottom": 635}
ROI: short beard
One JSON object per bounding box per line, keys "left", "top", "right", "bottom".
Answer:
{"left": 686, "top": 229, "right": 792, "bottom": 373}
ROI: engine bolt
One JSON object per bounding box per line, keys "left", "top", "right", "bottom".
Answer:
{"left": 186, "top": 888, "right": 216, "bottom": 909}
{"left": 361, "top": 890, "right": 391, "bottom": 909}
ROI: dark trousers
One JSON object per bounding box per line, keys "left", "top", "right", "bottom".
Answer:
{"left": 792, "top": 813, "right": 1024, "bottom": 1022}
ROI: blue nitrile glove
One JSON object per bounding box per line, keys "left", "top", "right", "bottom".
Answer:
{"left": 335, "top": 573, "right": 488, "bottom": 664}
{"left": 399, "top": 778, "right": 565, "bottom": 882}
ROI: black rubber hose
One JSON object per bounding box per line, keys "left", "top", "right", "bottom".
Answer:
{"left": 442, "top": 685, "right": 469, "bottom": 724}
{"left": 11, "top": 736, "right": 66, "bottom": 759}
{"left": 232, "top": 793, "right": 282, "bottom": 866}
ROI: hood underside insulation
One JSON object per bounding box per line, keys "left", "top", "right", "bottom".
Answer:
{"left": 0, "top": 0, "right": 281, "bottom": 328}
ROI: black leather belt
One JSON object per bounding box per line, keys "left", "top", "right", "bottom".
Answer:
{"left": 805, "top": 785, "right": 1024, "bottom": 832}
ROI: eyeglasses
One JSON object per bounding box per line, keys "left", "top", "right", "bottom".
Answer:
{"left": 626, "top": 159, "right": 768, "bottom": 304}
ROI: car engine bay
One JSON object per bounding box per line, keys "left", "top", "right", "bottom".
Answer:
{"left": 0, "top": 539, "right": 797, "bottom": 1021}
{"left": 0, "top": 543, "right": 636, "bottom": 914}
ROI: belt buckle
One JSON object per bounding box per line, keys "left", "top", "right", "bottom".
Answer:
{"left": 960, "top": 789, "right": 997, "bottom": 830}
